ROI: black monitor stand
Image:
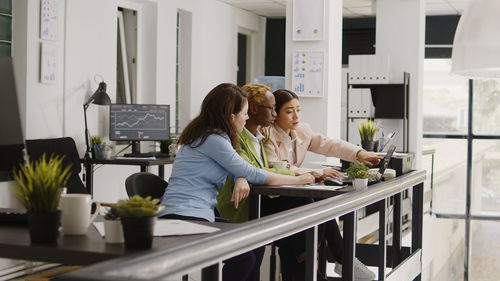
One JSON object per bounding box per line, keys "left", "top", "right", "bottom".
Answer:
{"left": 124, "top": 141, "right": 169, "bottom": 158}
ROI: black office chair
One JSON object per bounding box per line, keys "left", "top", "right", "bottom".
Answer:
{"left": 125, "top": 172, "right": 168, "bottom": 200}
{"left": 25, "top": 137, "right": 87, "bottom": 194}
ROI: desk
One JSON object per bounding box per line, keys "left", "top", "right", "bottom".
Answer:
{"left": 250, "top": 171, "right": 425, "bottom": 281}
{"left": 84, "top": 157, "right": 175, "bottom": 196}
{"left": 0, "top": 220, "right": 231, "bottom": 266}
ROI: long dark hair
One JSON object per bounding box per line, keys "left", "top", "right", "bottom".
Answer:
{"left": 178, "top": 83, "right": 247, "bottom": 149}
{"left": 273, "top": 89, "right": 299, "bottom": 114}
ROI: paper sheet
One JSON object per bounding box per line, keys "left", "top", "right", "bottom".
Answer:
{"left": 279, "top": 184, "right": 346, "bottom": 191}
{"left": 93, "top": 219, "right": 220, "bottom": 238}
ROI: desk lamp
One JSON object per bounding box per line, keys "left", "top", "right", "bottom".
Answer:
{"left": 83, "top": 76, "right": 111, "bottom": 160}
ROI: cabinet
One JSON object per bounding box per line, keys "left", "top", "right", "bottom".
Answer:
{"left": 346, "top": 72, "right": 410, "bottom": 152}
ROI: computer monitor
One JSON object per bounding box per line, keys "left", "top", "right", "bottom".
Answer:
{"left": 109, "top": 104, "right": 170, "bottom": 155}
{"left": 0, "top": 57, "right": 25, "bottom": 182}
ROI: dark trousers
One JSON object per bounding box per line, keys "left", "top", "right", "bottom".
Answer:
{"left": 261, "top": 196, "right": 344, "bottom": 281}
{"left": 161, "top": 214, "right": 265, "bottom": 281}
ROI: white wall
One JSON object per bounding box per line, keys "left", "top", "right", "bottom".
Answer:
{"left": 12, "top": 0, "right": 266, "bottom": 203}
{"left": 157, "top": 0, "right": 266, "bottom": 124}
{"left": 376, "top": 0, "right": 425, "bottom": 168}
{"left": 12, "top": 0, "right": 66, "bottom": 139}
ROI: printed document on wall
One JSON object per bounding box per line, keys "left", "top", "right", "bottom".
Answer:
{"left": 40, "top": 42, "right": 57, "bottom": 84}
{"left": 40, "top": 0, "right": 58, "bottom": 41}
{"left": 292, "top": 0, "right": 324, "bottom": 41}
{"left": 292, "top": 51, "right": 323, "bottom": 97}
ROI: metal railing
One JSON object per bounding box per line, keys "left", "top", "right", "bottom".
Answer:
{"left": 57, "top": 170, "right": 426, "bottom": 281}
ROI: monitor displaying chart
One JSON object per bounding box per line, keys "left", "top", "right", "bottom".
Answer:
{"left": 110, "top": 104, "right": 170, "bottom": 141}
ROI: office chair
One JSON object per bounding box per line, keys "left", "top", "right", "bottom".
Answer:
{"left": 125, "top": 172, "right": 168, "bottom": 200}
{"left": 25, "top": 137, "right": 87, "bottom": 194}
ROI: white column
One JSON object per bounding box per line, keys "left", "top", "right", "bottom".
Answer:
{"left": 376, "top": 0, "right": 425, "bottom": 168}
{"left": 285, "top": 0, "right": 343, "bottom": 165}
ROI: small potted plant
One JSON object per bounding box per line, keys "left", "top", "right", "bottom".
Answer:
{"left": 103, "top": 206, "right": 124, "bottom": 243}
{"left": 358, "top": 119, "right": 380, "bottom": 151}
{"left": 12, "top": 154, "right": 71, "bottom": 243}
{"left": 345, "top": 162, "right": 370, "bottom": 190}
{"left": 159, "top": 135, "right": 178, "bottom": 156}
{"left": 114, "top": 195, "right": 162, "bottom": 249}
{"left": 89, "top": 135, "right": 103, "bottom": 158}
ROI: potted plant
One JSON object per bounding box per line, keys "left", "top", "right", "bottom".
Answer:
{"left": 103, "top": 206, "right": 124, "bottom": 243}
{"left": 89, "top": 135, "right": 103, "bottom": 158}
{"left": 358, "top": 119, "right": 380, "bottom": 151}
{"left": 12, "top": 154, "right": 71, "bottom": 243}
{"left": 159, "top": 135, "right": 178, "bottom": 156}
{"left": 345, "top": 162, "right": 370, "bottom": 190}
{"left": 114, "top": 195, "right": 162, "bottom": 249}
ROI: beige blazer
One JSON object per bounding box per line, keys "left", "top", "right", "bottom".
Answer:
{"left": 264, "top": 122, "right": 362, "bottom": 175}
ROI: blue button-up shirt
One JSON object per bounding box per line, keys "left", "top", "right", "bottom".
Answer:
{"left": 159, "top": 133, "right": 267, "bottom": 222}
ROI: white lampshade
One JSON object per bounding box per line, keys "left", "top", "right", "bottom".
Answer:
{"left": 451, "top": 0, "right": 500, "bottom": 78}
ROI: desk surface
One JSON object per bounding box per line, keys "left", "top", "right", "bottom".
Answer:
{"left": 0, "top": 220, "right": 232, "bottom": 266}
{"left": 251, "top": 176, "right": 405, "bottom": 199}
{"left": 85, "top": 156, "right": 175, "bottom": 166}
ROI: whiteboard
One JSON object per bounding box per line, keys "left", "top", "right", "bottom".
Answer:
{"left": 291, "top": 51, "right": 324, "bottom": 97}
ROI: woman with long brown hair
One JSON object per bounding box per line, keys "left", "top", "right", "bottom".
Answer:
{"left": 159, "top": 83, "right": 314, "bottom": 281}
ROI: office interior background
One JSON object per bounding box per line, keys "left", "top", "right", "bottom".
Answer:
{"left": 1, "top": 0, "right": 499, "bottom": 280}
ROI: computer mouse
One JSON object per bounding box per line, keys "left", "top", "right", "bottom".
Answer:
{"left": 323, "top": 177, "right": 344, "bottom": 186}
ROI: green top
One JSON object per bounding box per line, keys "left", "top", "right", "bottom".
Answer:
{"left": 216, "top": 129, "right": 294, "bottom": 223}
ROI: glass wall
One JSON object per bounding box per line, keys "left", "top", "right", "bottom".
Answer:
{"left": 423, "top": 58, "right": 500, "bottom": 281}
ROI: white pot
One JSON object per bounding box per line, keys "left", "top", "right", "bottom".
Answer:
{"left": 353, "top": 178, "right": 368, "bottom": 190}
{"left": 104, "top": 219, "right": 124, "bottom": 243}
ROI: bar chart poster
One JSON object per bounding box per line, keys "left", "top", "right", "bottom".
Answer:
{"left": 292, "top": 51, "right": 323, "bottom": 97}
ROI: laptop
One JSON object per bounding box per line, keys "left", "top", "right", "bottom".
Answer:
{"left": 341, "top": 144, "right": 397, "bottom": 186}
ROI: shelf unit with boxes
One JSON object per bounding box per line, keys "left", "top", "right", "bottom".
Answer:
{"left": 346, "top": 72, "right": 410, "bottom": 153}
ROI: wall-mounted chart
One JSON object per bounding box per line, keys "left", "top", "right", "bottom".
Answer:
{"left": 292, "top": 0, "right": 324, "bottom": 41}
{"left": 291, "top": 51, "right": 323, "bottom": 97}
{"left": 40, "top": 0, "right": 58, "bottom": 41}
{"left": 40, "top": 42, "right": 57, "bottom": 84}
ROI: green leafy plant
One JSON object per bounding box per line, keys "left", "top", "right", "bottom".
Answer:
{"left": 104, "top": 206, "right": 120, "bottom": 220}
{"left": 114, "top": 195, "right": 161, "bottom": 218}
{"left": 90, "top": 135, "right": 102, "bottom": 146}
{"left": 345, "top": 163, "right": 369, "bottom": 180}
{"left": 358, "top": 119, "right": 380, "bottom": 141}
{"left": 12, "top": 154, "right": 71, "bottom": 213}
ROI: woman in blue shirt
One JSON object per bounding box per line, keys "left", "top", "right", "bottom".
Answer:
{"left": 159, "top": 83, "right": 314, "bottom": 281}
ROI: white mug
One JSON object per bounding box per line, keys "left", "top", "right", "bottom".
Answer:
{"left": 269, "top": 160, "right": 290, "bottom": 170}
{"left": 60, "top": 194, "right": 100, "bottom": 235}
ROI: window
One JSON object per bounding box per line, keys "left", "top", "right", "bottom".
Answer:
{"left": 0, "top": 0, "right": 11, "bottom": 57}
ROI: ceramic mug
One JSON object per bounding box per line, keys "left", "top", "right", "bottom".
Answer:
{"left": 269, "top": 160, "right": 290, "bottom": 170}
{"left": 60, "top": 194, "right": 100, "bottom": 235}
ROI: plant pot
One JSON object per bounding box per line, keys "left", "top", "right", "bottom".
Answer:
{"left": 121, "top": 216, "right": 156, "bottom": 249}
{"left": 104, "top": 219, "right": 124, "bottom": 244}
{"left": 353, "top": 178, "right": 368, "bottom": 190}
{"left": 361, "top": 140, "right": 379, "bottom": 152}
{"left": 27, "top": 211, "right": 61, "bottom": 244}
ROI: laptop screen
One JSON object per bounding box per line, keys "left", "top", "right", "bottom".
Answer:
{"left": 378, "top": 145, "right": 396, "bottom": 176}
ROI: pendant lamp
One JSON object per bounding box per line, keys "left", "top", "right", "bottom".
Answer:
{"left": 451, "top": 0, "right": 500, "bottom": 78}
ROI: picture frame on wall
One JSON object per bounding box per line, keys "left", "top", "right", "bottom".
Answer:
{"left": 40, "top": 0, "right": 58, "bottom": 41}
{"left": 292, "top": 0, "right": 324, "bottom": 41}
{"left": 40, "top": 42, "right": 57, "bottom": 84}
{"left": 291, "top": 50, "right": 324, "bottom": 97}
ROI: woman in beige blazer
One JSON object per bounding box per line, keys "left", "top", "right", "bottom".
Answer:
{"left": 262, "top": 89, "right": 380, "bottom": 280}
{"left": 264, "top": 89, "right": 380, "bottom": 179}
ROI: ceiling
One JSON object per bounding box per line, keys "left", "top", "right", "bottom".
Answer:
{"left": 218, "top": 0, "right": 471, "bottom": 18}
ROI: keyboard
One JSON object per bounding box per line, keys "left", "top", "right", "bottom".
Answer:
{"left": 123, "top": 152, "right": 170, "bottom": 158}
{"left": 0, "top": 208, "right": 27, "bottom": 225}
